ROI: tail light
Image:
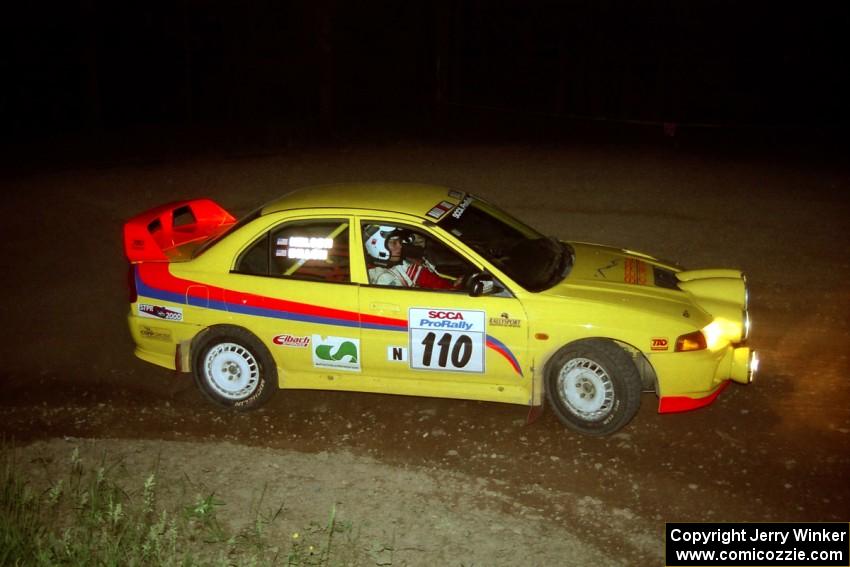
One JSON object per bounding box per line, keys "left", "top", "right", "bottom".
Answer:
{"left": 127, "top": 265, "right": 138, "bottom": 303}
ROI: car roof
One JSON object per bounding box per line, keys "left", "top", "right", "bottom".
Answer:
{"left": 261, "top": 183, "right": 464, "bottom": 219}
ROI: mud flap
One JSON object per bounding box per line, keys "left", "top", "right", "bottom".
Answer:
{"left": 526, "top": 359, "right": 544, "bottom": 424}
{"left": 526, "top": 404, "right": 544, "bottom": 424}
{"left": 174, "top": 340, "right": 192, "bottom": 373}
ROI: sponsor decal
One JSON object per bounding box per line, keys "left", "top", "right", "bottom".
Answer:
{"left": 387, "top": 346, "right": 408, "bottom": 362}
{"left": 139, "top": 325, "right": 172, "bottom": 342}
{"left": 409, "top": 308, "right": 485, "bottom": 373}
{"left": 275, "top": 236, "right": 334, "bottom": 260}
{"left": 134, "top": 263, "right": 523, "bottom": 375}
{"left": 285, "top": 247, "right": 328, "bottom": 260}
{"left": 451, "top": 196, "right": 474, "bottom": 219}
{"left": 651, "top": 337, "right": 669, "bottom": 351}
{"left": 595, "top": 259, "right": 619, "bottom": 279}
{"left": 448, "top": 190, "right": 465, "bottom": 199}
{"left": 411, "top": 309, "right": 481, "bottom": 331}
{"left": 489, "top": 312, "right": 521, "bottom": 328}
{"left": 312, "top": 335, "right": 360, "bottom": 371}
{"left": 138, "top": 303, "right": 183, "bottom": 321}
{"left": 272, "top": 334, "right": 310, "bottom": 348}
{"left": 426, "top": 200, "right": 455, "bottom": 220}
{"left": 624, "top": 258, "right": 649, "bottom": 285}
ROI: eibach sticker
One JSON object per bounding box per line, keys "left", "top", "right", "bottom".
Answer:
{"left": 651, "top": 337, "right": 669, "bottom": 351}
{"left": 426, "top": 200, "right": 455, "bottom": 220}
{"left": 624, "top": 258, "right": 649, "bottom": 285}
{"left": 138, "top": 303, "right": 183, "bottom": 321}
{"left": 272, "top": 334, "right": 310, "bottom": 348}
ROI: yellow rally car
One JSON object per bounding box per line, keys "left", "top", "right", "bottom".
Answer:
{"left": 123, "top": 183, "right": 757, "bottom": 436}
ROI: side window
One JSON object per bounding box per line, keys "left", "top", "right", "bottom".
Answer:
{"left": 235, "top": 219, "right": 350, "bottom": 283}
{"left": 362, "top": 222, "right": 472, "bottom": 290}
{"left": 236, "top": 232, "right": 269, "bottom": 275}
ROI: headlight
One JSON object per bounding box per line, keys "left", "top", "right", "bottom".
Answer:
{"left": 675, "top": 318, "right": 744, "bottom": 352}
{"left": 702, "top": 321, "right": 725, "bottom": 349}
{"left": 700, "top": 317, "right": 745, "bottom": 350}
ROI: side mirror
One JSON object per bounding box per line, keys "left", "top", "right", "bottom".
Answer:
{"left": 468, "top": 273, "right": 496, "bottom": 297}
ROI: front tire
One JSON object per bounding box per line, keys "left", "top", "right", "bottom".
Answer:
{"left": 545, "top": 339, "right": 641, "bottom": 436}
{"left": 192, "top": 326, "right": 277, "bottom": 410}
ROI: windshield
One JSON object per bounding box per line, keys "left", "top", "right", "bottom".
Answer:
{"left": 438, "top": 196, "right": 573, "bottom": 291}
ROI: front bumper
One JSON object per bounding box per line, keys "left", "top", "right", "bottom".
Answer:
{"left": 654, "top": 345, "right": 758, "bottom": 414}
{"left": 730, "top": 347, "right": 759, "bottom": 384}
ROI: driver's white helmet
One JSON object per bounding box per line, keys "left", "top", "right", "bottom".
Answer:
{"left": 364, "top": 225, "right": 402, "bottom": 263}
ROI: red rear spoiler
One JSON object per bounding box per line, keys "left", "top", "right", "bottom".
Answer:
{"left": 123, "top": 198, "right": 236, "bottom": 262}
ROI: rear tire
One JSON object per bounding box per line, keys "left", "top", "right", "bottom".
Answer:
{"left": 545, "top": 339, "right": 641, "bottom": 436}
{"left": 192, "top": 326, "right": 277, "bottom": 410}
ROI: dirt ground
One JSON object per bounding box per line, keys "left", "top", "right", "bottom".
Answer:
{"left": 2, "top": 141, "right": 849, "bottom": 566}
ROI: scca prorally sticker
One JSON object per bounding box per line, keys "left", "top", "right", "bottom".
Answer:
{"left": 312, "top": 335, "right": 360, "bottom": 371}
{"left": 651, "top": 337, "right": 669, "bottom": 351}
{"left": 273, "top": 334, "right": 310, "bottom": 348}
{"left": 387, "top": 346, "right": 408, "bottom": 362}
{"left": 138, "top": 303, "right": 183, "bottom": 321}
{"left": 409, "top": 308, "right": 485, "bottom": 373}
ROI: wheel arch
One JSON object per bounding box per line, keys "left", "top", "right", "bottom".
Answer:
{"left": 541, "top": 336, "right": 648, "bottom": 436}
{"left": 190, "top": 323, "right": 279, "bottom": 410}
{"left": 540, "top": 336, "right": 657, "bottom": 401}
{"left": 188, "top": 323, "right": 271, "bottom": 368}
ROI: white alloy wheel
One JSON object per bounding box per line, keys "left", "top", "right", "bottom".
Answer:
{"left": 557, "top": 356, "right": 614, "bottom": 420}
{"left": 203, "top": 342, "right": 259, "bottom": 400}
{"left": 546, "top": 339, "right": 642, "bottom": 436}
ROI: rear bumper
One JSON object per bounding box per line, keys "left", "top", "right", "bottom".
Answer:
{"left": 134, "top": 346, "right": 177, "bottom": 370}
{"left": 128, "top": 309, "right": 194, "bottom": 371}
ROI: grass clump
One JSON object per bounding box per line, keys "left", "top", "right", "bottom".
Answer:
{"left": 0, "top": 443, "right": 369, "bottom": 566}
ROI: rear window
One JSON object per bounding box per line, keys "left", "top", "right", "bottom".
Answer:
{"left": 234, "top": 219, "right": 351, "bottom": 283}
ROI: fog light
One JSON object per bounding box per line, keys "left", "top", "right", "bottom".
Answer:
{"left": 749, "top": 350, "right": 759, "bottom": 383}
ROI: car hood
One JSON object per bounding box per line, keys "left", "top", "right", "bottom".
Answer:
{"left": 537, "top": 242, "right": 747, "bottom": 327}
{"left": 565, "top": 241, "right": 744, "bottom": 292}
{"left": 565, "top": 241, "right": 681, "bottom": 287}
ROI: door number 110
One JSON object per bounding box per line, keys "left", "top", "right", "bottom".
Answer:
{"left": 420, "top": 331, "right": 473, "bottom": 368}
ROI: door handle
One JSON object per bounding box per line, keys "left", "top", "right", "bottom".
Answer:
{"left": 369, "top": 302, "right": 400, "bottom": 312}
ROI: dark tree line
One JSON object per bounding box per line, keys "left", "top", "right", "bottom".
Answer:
{"left": 3, "top": 0, "right": 848, "bottom": 141}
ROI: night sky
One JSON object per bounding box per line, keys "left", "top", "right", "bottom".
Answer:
{"left": 3, "top": 1, "right": 849, "bottom": 155}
